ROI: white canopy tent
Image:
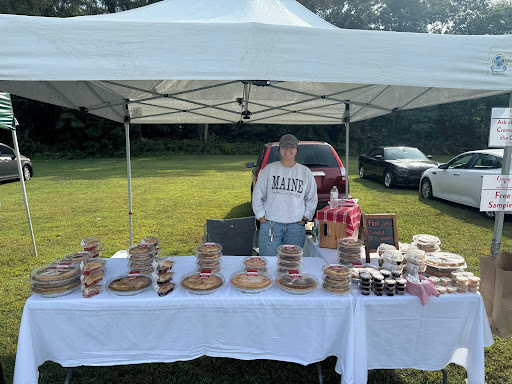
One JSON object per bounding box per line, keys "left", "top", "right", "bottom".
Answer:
{"left": 0, "top": 0, "right": 511, "bottom": 248}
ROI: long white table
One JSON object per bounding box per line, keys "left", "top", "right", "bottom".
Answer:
{"left": 304, "top": 235, "right": 494, "bottom": 384}
{"left": 14, "top": 256, "right": 355, "bottom": 384}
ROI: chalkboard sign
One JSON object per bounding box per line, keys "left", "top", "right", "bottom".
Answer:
{"left": 360, "top": 213, "right": 399, "bottom": 262}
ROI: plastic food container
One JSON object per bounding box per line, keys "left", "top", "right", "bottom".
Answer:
{"left": 141, "top": 236, "right": 159, "bottom": 247}
{"left": 107, "top": 273, "right": 153, "bottom": 296}
{"left": 275, "top": 271, "right": 318, "bottom": 295}
{"left": 80, "top": 258, "right": 106, "bottom": 275}
{"left": 62, "top": 251, "right": 92, "bottom": 264}
{"left": 377, "top": 243, "right": 397, "bottom": 255}
{"left": 427, "top": 276, "right": 440, "bottom": 285}
{"left": 80, "top": 270, "right": 105, "bottom": 287}
{"left": 277, "top": 244, "right": 303, "bottom": 258}
{"left": 153, "top": 281, "right": 176, "bottom": 297}
{"left": 81, "top": 237, "right": 101, "bottom": 251}
{"left": 322, "top": 280, "right": 351, "bottom": 295}
{"left": 31, "top": 280, "right": 80, "bottom": 298}
{"left": 242, "top": 256, "right": 268, "bottom": 270}
{"left": 152, "top": 271, "right": 175, "bottom": 284}
{"left": 322, "top": 264, "right": 351, "bottom": 279}
{"left": 435, "top": 285, "right": 447, "bottom": 294}
{"left": 181, "top": 270, "right": 225, "bottom": 295}
{"left": 230, "top": 269, "right": 272, "bottom": 294}
{"left": 81, "top": 283, "right": 103, "bottom": 298}
{"left": 127, "top": 243, "right": 156, "bottom": 260}
{"left": 195, "top": 242, "right": 223, "bottom": 258}
{"left": 30, "top": 262, "right": 81, "bottom": 285}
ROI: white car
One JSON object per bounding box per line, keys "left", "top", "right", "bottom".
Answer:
{"left": 419, "top": 149, "right": 511, "bottom": 219}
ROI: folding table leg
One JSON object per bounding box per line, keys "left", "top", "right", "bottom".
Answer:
{"left": 64, "top": 367, "right": 73, "bottom": 384}
{"left": 441, "top": 368, "right": 447, "bottom": 384}
{"left": 316, "top": 361, "right": 323, "bottom": 384}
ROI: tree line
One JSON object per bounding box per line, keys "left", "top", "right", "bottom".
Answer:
{"left": 0, "top": 0, "right": 511, "bottom": 159}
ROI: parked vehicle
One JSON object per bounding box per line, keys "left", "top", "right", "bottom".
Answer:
{"left": 246, "top": 141, "right": 347, "bottom": 209}
{"left": 359, "top": 146, "right": 438, "bottom": 188}
{"left": 420, "top": 149, "right": 510, "bottom": 219}
{"left": 0, "top": 143, "right": 33, "bottom": 182}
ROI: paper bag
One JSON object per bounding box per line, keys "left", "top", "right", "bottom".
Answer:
{"left": 480, "top": 252, "right": 512, "bottom": 338}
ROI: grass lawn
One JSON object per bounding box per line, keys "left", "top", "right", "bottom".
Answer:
{"left": 1, "top": 154, "right": 511, "bottom": 384}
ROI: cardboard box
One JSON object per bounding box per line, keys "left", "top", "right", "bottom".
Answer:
{"left": 319, "top": 220, "right": 359, "bottom": 249}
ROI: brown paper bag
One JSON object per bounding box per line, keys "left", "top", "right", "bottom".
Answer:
{"left": 480, "top": 252, "right": 512, "bottom": 338}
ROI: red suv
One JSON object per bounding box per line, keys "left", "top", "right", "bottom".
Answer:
{"left": 246, "top": 141, "right": 348, "bottom": 209}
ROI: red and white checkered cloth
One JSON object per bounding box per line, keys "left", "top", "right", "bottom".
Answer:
{"left": 316, "top": 204, "right": 362, "bottom": 236}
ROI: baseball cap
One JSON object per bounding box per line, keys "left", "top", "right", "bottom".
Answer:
{"left": 279, "top": 134, "right": 299, "bottom": 148}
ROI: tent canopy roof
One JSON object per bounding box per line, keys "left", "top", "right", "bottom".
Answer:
{"left": 0, "top": 0, "right": 511, "bottom": 124}
{"left": 0, "top": 93, "right": 14, "bottom": 130}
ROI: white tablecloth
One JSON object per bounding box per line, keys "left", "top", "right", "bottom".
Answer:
{"left": 303, "top": 235, "right": 494, "bottom": 384}
{"left": 14, "top": 256, "right": 355, "bottom": 384}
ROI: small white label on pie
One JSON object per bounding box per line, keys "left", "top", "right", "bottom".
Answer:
{"left": 200, "top": 270, "right": 212, "bottom": 278}
{"left": 246, "top": 269, "right": 258, "bottom": 277}
{"left": 288, "top": 270, "right": 301, "bottom": 278}
{"left": 55, "top": 262, "right": 71, "bottom": 271}
{"left": 329, "top": 264, "right": 342, "bottom": 270}
{"left": 128, "top": 271, "right": 140, "bottom": 279}
{"left": 204, "top": 242, "right": 215, "bottom": 247}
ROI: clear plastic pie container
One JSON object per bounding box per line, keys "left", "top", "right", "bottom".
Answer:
{"left": 153, "top": 256, "right": 175, "bottom": 272}
{"left": 152, "top": 270, "right": 176, "bottom": 285}
{"left": 141, "top": 236, "right": 159, "bottom": 247}
{"left": 277, "top": 244, "right": 303, "bottom": 258}
{"left": 80, "top": 258, "right": 107, "bottom": 275}
{"left": 153, "top": 281, "right": 176, "bottom": 297}
{"left": 61, "top": 251, "right": 92, "bottom": 265}
{"left": 322, "top": 281, "right": 351, "bottom": 295}
{"left": 322, "top": 274, "right": 351, "bottom": 284}
{"left": 81, "top": 237, "right": 102, "bottom": 251}
{"left": 230, "top": 269, "right": 272, "bottom": 294}
{"left": 81, "top": 283, "right": 103, "bottom": 298}
{"left": 275, "top": 271, "right": 318, "bottom": 295}
{"left": 31, "top": 279, "right": 80, "bottom": 298}
{"left": 322, "top": 264, "right": 352, "bottom": 278}
{"left": 127, "top": 243, "right": 156, "bottom": 259}
{"left": 242, "top": 256, "right": 268, "bottom": 270}
{"left": 80, "top": 270, "right": 105, "bottom": 287}
{"left": 127, "top": 254, "right": 155, "bottom": 269}
{"left": 195, "top": 242, "right": 223, "bottom": 258}
{"left": 180, "top": 270, "right": 225, "bottom": 295}
{"left": 30, "top": 262, "right": 81, "bottom": 286}
{"left": 106, "top": 273, "right": 153, "bottom": 296}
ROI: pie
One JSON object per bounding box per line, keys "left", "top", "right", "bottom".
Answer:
{"left": 155, "top": 257, "right": 174, "bottom": 270}
{"left": 157, "top": 282, "right": 175, "bottom": 297}
{"left": 322, "top": 282, "right": 350, "bottom": 294}
{"left": 31, "top": 263, "right": 80, "bottom": 282}
{"left": 108, "top": 275, "right": 152, "bottom": 292}
{"left": 196, "top": 251, "right": 222, "bottom": 260}
{"left": 243, "top": 257, "right": 267, "bottom": 269}
{"left": 82, "top": 271, "right": 104, "bottom": 287}
{"left": 31, "top": 278, "right": 80, "bottom": 295}
{"left": 323, "top": 275, "right": 351, "bottom": 285}
{"left": 62, "top": 251, "right": 91, "bottom": 264}
{"left": 81, "top": 237, "right": 101, "bottom": 251}
{"left": 276, "top": 274, "right": 317, "bottom": 293}
{"left": 81, "top": 258, "right": 105, "bottom": 275}
{"left": 230, "top": 272, "right": 272, "bottom": 291}
{"left": 81, "top": 284, "right": 102, "bottom": 298}
{"left": 181, "top": 273, "right": 223, "bottom": 292}
{"left": 141, "top": 236, "right": 159, "bottom": 246}
{"left": 155, "top": 271, "right": 175, "bottom": 283}
{"left": 128, "top": 244, "right": 155, "bottom": 257}
{"left": 277, "top": 244, "right": 303, "bottom": 256}
{"left": 196, "top": 242, "right": 222, "bottom": 253}
{"left": 322, "top": 264, "right": 351, "bottom": 278}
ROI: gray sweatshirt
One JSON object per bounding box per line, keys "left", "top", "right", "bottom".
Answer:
{"left": 252, "top": 161, "right": 318, "bottom": 223}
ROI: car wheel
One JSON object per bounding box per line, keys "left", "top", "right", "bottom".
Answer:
{"left": 23, "top": 165, "right": 31, "bottom": 181}
{"left": 420, "top": 178, "right": 433, "bottom": 199}
{"left": 359, "top": 165, "right": 365, "bottom": 179}
{"left": 483, "top": 211, "right": 496, "bottom": 220}
{"left": 383, "top": 170, "right": 394, "bottom": 188}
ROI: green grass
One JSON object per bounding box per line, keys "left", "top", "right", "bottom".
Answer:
{"left": 1, "top": 155, "right": 511, "bottom": 384}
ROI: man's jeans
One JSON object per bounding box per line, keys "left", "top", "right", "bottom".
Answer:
{"left": 258, "top": 221, "right": 306, "bottom": 257}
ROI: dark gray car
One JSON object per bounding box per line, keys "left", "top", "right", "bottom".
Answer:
{"left": 0, "top": 143, "right": 33, "bottom": 182}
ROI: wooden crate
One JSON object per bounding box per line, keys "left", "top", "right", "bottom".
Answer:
{"left": 319, "top": 220, "right": 359, "bottom": 249}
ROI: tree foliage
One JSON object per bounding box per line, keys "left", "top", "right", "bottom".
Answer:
{"left": 0, "top": 0, "right": 511, "bottom": 158}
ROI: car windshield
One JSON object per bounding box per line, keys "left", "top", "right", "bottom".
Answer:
{"left": 267, "top": 145, "right": 339, "bottom": 167}
{"left": 384, "top": 147, "right": 428, "bottom": 161}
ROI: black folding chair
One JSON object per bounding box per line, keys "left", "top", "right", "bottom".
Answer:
{"left": 203, "top": 216, "right": 258, "bottom": 256}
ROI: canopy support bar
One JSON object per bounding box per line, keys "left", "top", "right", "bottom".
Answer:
{"left": 11, "top": 129, "right": 37, "bottom": 257}
{"left": 491, "top": 90, "right": 512, "bottom": 255}
{"left": 344, "top": 103, "right": 350, "bottom": 199}
{"left": 124, "top": 104, "right": 133, "bottom": 246}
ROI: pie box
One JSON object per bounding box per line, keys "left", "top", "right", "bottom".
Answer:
{"left": 277, "top": 244, "right": 303, "bottom": 258}
{"left": 274, "top": 271, "right": 319, "bottom": 295}
{"left": 81, "top": 237, "right": 102, "bottom": 252}
{"left": 106, "top": 272, "right": 153, "bottom": 296}
{"left": 81, "top": 282, "right": 103, "bottom": 298}
{"left": 127, "top": 243, "right": 156, "bottom": 260}
{"left": 242, "top": 256, "right": 268, "bottom": 270}
{"left": 229, "top": 269, "right": 273, "bottom": 294}
{"left": 61, "top": 251, "right": 93, "bottom": 265}
{"left": 80, "top": 258, "right": 106, "bottom": 276}
{"left": 180, "top": 270, "right": 225, "bottom": 295}
{"left": 30, "top": 262, "right": 81, "bottom": 286}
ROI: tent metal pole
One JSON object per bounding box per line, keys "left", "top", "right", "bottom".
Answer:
{"left": 125, "top": 120, "right": 133, "bottom": 246}
{"left": 344, "top": 103, "right": 350, "bottom": 198}
{"left": 11, "top": 129, "right": 37, "bottom": 257}
{"left": 490, "top": 91, "right": 512, "bottom": 255}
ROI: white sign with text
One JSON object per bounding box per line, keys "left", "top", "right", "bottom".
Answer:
{"left": 480, "top": 175, "right": 512, "bottom": 211}
{"left": 489, "top": 108, "right": 512, "bottom": 147}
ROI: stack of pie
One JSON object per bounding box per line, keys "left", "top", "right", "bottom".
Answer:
{"left": 275, "top": 270, "right": 318, "bottom": 294}
{"left": 62, "top": 251, "right": 93, "bottom": 264}
{"left": 376, "top": 243, "right": 397, "bottom": 256}
{"left": 230, "top": 269, "right": 272, "bottom": 293}
{"left": 425, "top": 251, "right": 466, "bottom": 277}
{"left": 152, "top": 256, "right": 176, "bottom": 296}
{"left": 412, "top": 234, "right": 441, "bottom": 252}
{"left": 277, "top": 244, "right": 303, "bottom": 273}
{"left": 107, "top": 272, "right": 152, "bottom": 295}
{"left": 30, "top": 262, "right": 81, "bottom": 298}
{"left": 81, "top": 237, "right": 102, "bottom": 258}
{"left": 80, "top": 258, "right": 107, "bottom": 298}
{"left": 180, "top": 270, "right": 224, "bottom": 294}
{"left": 403, "top": 249, "right": 426, "bottom": 276}
{"left": 127, "top": 243, "right": 157, "bottom": 275}
{"left": 337, "top": 237, "right": 363, "bottom": 265}
{"left": 321, "top": 264, "right": 351, "bottom": 295}
{"left": 195, "top": 242, "right": 223, "bottom": 272}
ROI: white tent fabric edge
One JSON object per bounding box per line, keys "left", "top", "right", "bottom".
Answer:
{"left": 0, "top": 93, "right": 37, "bottom": 256}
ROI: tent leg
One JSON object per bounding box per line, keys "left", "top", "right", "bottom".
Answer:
{"left": 11, "top": 129, "right": 37, "bottom": 257}
{"left": 344, "top": 103, "right": 350, "bottom": 198}
{"left": 490, "top": 91, "right": 512, "bottom": 255}
{"left": 124, "top": 121, "right": 133, "bottom": 246}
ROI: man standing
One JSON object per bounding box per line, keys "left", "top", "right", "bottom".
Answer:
{"left": 252, "top": 134, "right": 318, "bottom": 256}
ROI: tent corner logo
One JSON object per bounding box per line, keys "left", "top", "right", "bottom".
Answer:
{"left": 490, "top": 54, "right": 507, "bottom": 75}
